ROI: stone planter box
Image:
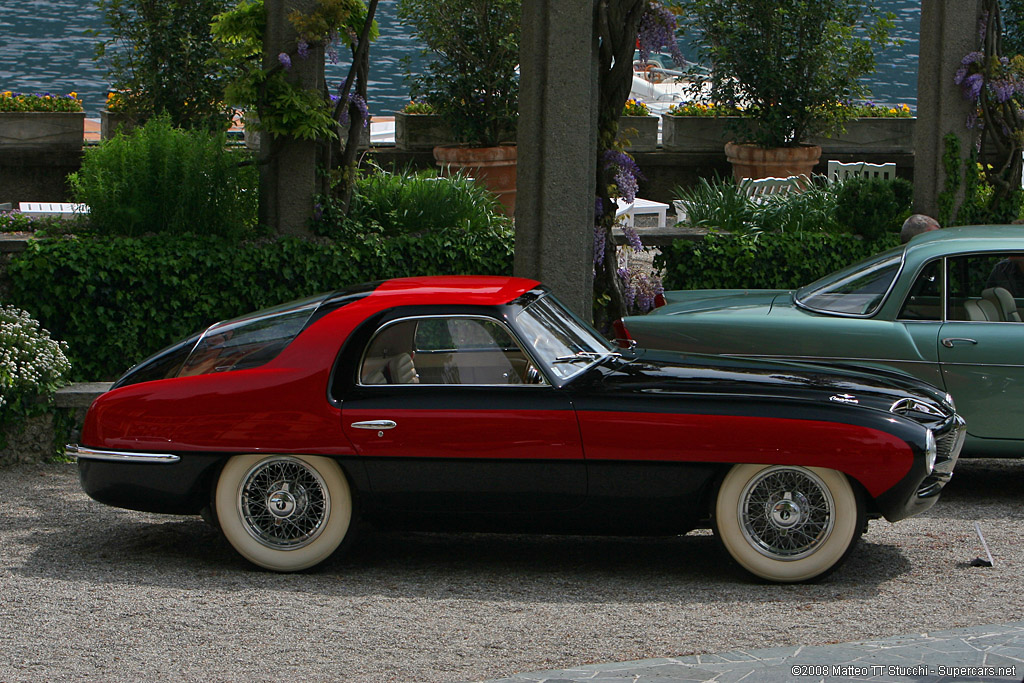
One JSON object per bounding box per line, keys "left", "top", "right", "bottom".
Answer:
{"left": 661, "top": 115, "right": 741, "bottom": 153}
{"left": 810, "top": 117, "right": 916, "bottom": 155}
{"left": 661, "top": 115, "right": 916, "bottom": 155}
{"left": 618, "top": 115, "right": 659, "bottom": 152}
{"left": 395, "top": 112, "right": 453, "bottom": 150}
{"left": 100, "top": 109, "right": 143, "bottom": 139}
{"left": 0, "top": 112, "right": 86, "bottom": 149}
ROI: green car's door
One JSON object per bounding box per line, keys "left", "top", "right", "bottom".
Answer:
{"left": 938, "top": 253, "right": 1024, "bottom": 440}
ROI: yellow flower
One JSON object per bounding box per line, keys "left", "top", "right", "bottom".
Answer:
{"left": 69, "top": 92, "right": 78, "bottom": 99}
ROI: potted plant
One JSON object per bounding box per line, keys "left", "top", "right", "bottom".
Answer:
{"left": 393, "top": 100, "right": 452, "bottom": 151}
{"left": 398, "top": 0, "right": 520, "bottom": 215}
{"left": 0, "top": 91, "right": 85, "bottom": 149}
{"left": 680, "top": 0, "right": 895, "bottom": 180}
{"left": 619, "top": 98, "right": 659, "bottom": 152}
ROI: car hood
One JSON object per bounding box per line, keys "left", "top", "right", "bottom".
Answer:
{"left": 587, "top": 348, "right": 952, "bottom": 420}
{"left": 658, "top": 289, "right": 791, "bottom": 315}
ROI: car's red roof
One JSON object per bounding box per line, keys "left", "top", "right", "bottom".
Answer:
{"left": 366, "top": 276, "right": 541, "bottom": 307}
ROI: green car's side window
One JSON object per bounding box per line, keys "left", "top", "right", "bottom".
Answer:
{"left": 947, "top": 254, "right": 1024, "bottom": 322}
{"left": 898, "top": 260, "right": 943, "bottom": 321}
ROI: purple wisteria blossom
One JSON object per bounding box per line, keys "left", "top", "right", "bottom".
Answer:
{"left": 337, "top": 93, "right": 370, "bottom": 128}
{"left": 637, "top": 2, "right": 684, "bottom": 66}
{"left": 278, "top": 52, "right": 292, "bottom": 70}
{"left": 603, "top": 150, "right": 644, "bottom": 204}
{"left": 593, "top": 224, "right": 607, "bottom": 267}
{"left": 297, "top": 40, "right": 310, "bottom": 60}
{"left": 623, "top": 226, "right": 643, "bottom": 253}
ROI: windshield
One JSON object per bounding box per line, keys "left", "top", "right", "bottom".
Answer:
{"left": 795, "top": 247, "right": 904, "bottom": 316}
{"left": 515, "top": 294, "right": 614, "bottom": 381}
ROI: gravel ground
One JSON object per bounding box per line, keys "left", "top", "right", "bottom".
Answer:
{"left": 1, "top": 458, "right": 1022, "bottom": 683}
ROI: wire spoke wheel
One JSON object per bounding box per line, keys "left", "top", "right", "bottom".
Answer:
{"left": 714, "top": 464, "right": 862, "bottom": 583}
{"left": 739, "top": 466, "right": 835, "bottom": 560}
{"left": 238, "top": 457, "right": 330, "bottom": 550}
{"left": 216, "top": 454, "right": 353, "bottom": 572}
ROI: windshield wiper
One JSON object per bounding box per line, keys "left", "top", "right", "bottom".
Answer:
{"left": 552, "top": 351, "right": 619, "bottom": 364}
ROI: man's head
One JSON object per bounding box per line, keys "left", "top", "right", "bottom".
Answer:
{"left": 900, "top": 214, "right": 940, "bottom": 243}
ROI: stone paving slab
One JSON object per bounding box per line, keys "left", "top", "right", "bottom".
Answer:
{"left": 483, "top": 622, "right": 1024, "bottom": 682}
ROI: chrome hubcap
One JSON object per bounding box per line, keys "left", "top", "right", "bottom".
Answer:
{"left": 738, "top": 467, "right": 835, "bottom": 561}
{"left": 238, "top": 457, "right": 330, "bottom": 550}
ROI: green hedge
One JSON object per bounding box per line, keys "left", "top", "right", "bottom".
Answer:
{"left": 655, "top": 231, "right": 901, "bottom": 291}
{"left": 7, "top": 228, "right": 513, "bottom": 381}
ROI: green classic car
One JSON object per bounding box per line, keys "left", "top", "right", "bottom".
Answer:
{"left": 622, "top": 225, "right": 1024, "bottom": 458}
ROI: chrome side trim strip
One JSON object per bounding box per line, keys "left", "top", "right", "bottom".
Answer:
{"left": 68, "top": 444, "right": 180, "bottom": 464}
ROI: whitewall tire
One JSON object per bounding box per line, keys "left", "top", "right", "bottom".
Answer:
{"left": 714, "top": 464, "right": 862, "bottom": 583}
{"left": 215, "top": 454, "right": 353, "bottom": 572}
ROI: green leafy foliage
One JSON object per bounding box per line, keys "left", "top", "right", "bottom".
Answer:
{"left": 834, "top": 176, "right": 914, "bottom": 240}
{"left": 316, "top": 169, "right": 513, "bottom": 237}
{"left": 94, "top": 0, "right": 233, "bottom": 131}
{"left": 674, "top": 176, "right": 844, "bottom": 234}
{"left": 68, "top": 116, "right": 258, "bottom": 238}
{"left": 398, "top": 0, "right": 520, "bottom": 146}
{"left": 655, "top": 232, "right": 900, "bottom": 292}
{"left": 6, "top": 227, "right": 513, "bottom": 381}
{"left": 679, "top": 0, "right": 895, "bottom": 147}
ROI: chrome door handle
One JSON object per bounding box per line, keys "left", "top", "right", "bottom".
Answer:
{"left": 942, "top": 337, "right": 978, "bottom": 348}
{"left": 350, "top": 420, "right": 397, "bottom": 430}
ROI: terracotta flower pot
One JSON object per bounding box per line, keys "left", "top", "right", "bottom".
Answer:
{"left": 433, "top": 144, "right": 517, "bottom": 216}
{"left": 724, "top": 141, "right": 821, "bottom": 182}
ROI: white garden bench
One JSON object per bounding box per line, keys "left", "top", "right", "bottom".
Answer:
{"left": 18, "top": 202, "right": 90, "bottom": 219}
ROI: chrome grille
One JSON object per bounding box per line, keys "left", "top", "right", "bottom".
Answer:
{"left": 917, "top": 415, "right": 966, "bottom": 498}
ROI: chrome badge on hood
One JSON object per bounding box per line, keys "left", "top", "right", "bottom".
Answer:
{"left": 830, "top": 393, "right": 859, "bottom": 405}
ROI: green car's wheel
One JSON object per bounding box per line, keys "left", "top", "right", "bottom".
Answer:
{"left": 714, "top": 464, "right": 863, "bottom": 583}
{"left": 215, "top": 454, "right": 353, "bottom": 572}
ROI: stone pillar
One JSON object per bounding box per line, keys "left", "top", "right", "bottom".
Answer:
{"left": 914, "top": 0, "right": 984, "bottom": 220}
{"left": 259, "top": 0, "right": 323, "bottom": 236}
{"left": 515, "top": 0, "right": 598, "bottom": 319}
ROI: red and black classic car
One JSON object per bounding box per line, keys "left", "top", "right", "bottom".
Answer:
{"left": 70, "top": 276, "right": 964, "bottom": 582}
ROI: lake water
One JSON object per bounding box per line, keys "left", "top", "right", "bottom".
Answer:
{"left": 0, "top": 0, "right": 920, "bottom": 118}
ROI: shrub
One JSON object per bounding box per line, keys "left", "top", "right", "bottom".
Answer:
{"left": 674, "top": 176, "right": 843, "bottom": 234}
{"left": 0, "top": 211, "right": 83, "bottom": 235}
{"left": 674, "top": 176, "right": 756, "bottom": 233}
{"left": 655, "top": 231, "right": 901, "bottom": 291}
{"left": 7, "top": 229, "right": 513, "bottom": 381}
{"left": 0, "top": 305, "right": 71, "bottom": 449}
{"left": 68, "top": 115, "right": 258, "bottom": 238}
{"left": 834, "top": 176, "right": 913, "bottom": 240}
{"left": 315, "top": 169, "right": 512, "bottom": 238}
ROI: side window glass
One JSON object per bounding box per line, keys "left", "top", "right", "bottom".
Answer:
{"left": 898, "top": 260, "right": 942, "bottom": 321}
{"left": 947, "top": 254, "right": 1024, "bottom": 322}
{"left": 360, "top": 320, "right": 420, "bottom": 384}
{"left": 414, "top": 317, "right": 541, "bottom": 385}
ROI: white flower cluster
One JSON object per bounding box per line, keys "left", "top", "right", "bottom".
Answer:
{"left": 0, "top": 305, "right": 71, "bottom": 412}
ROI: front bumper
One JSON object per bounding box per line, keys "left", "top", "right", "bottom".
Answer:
{"left": 874, "top": 414, "right": 966, "bottom": 522}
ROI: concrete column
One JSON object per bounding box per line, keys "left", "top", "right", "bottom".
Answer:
{"left": 515, "top": 0, "right": 598, "bottom": 319}
{"left": 260, "top": 0, "right": 324, "bottom": 236}
{"left": 914, "top": 0, "right": 983, "bottom": 220}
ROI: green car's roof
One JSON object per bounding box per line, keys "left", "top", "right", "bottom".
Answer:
{"left": 905, "top": 225, "right": 1024, "bottom": 260}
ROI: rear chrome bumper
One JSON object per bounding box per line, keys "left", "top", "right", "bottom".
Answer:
{"left": 67, "top": 444, "right": 180, "bottom": 464}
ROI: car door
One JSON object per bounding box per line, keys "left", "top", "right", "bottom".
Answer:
{"left": 338, "top": 313, "right": 585, "bottom": 513}
{"left": 938, "top": 253, "right": 1024, "bottom": 440}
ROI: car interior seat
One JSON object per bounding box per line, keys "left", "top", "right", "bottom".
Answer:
{"left": 982, "top": 287, "right": 1021, "bottom": 322}
{"left": 964, "top": 297, "right": 1000, "bottom": 321}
